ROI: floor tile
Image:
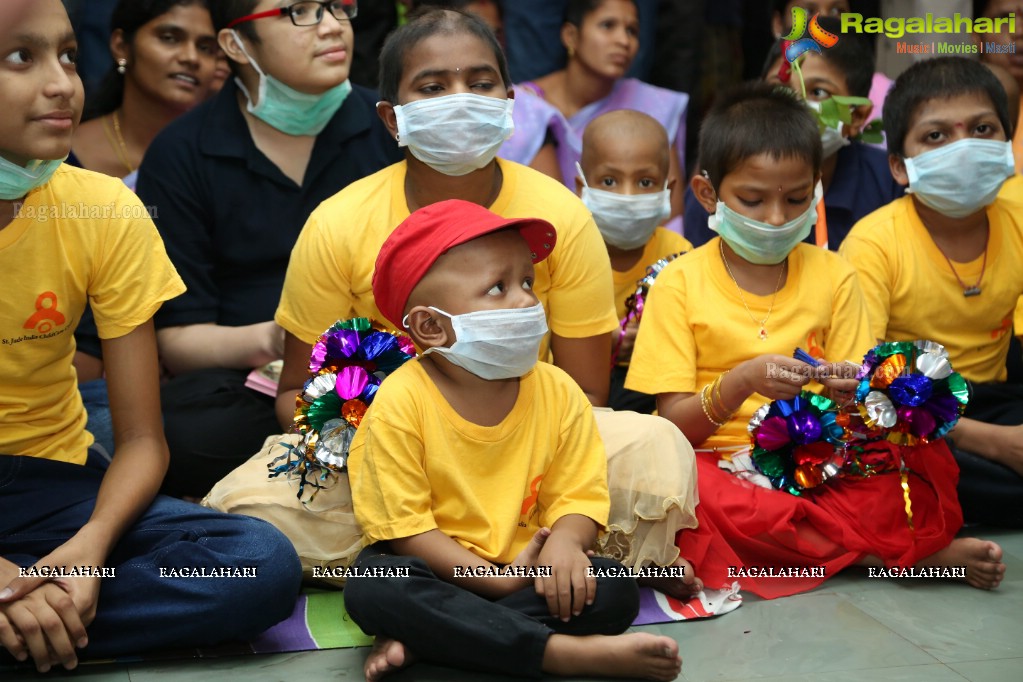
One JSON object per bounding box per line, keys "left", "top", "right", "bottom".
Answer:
{"left": 2, "top": 664, "right": 133, "bottom": 682}
{"left": 125, "top": 650, "right": 366, "bottom": 681}
{"left": 633, "top": 594, "right": 935, "bottom": 681}
{"left": 717, "top": 663, "right": 968, "bottom": 682}
{"left": 947, "top": 657, "right": 1023, "bottom": 682}
{"left": 846, "top": 582, "right": 1023, "bottom": 663}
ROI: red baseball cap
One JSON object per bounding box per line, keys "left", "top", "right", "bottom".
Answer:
{"left": 372, "top": 199, "right": 557, "bottom": 330}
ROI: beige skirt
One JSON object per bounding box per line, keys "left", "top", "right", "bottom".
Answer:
{"left": 203, "top": 409, "right": 698, "bottom": 584}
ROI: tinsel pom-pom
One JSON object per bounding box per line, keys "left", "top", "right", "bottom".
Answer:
{"left": 270, "top": 318, "right": 415, "bottom": 500}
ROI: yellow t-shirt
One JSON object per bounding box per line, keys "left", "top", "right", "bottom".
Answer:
{"left": 1001, "top": 176, "right": 1023, "bottom": 339}
{"left": 626, "top": 239, "right": 873, "bottom": 450}
{"left": 840, "top": 195, "right": 1023, "bottom": 384}
{"left": 612, "top": 227, "right": 692, "bottom": 321}
{"left": 348, "top": 360, "right": 610, "bottom": 564}
{"left": 0, "top": 166, "right": 185, "bottom": 463}
{"left": 276, "top": 160, "right": 618, "bottom": 360}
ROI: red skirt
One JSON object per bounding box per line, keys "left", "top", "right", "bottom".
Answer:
{"left": 678, "top": 440, "right": 963, "bottom": 599}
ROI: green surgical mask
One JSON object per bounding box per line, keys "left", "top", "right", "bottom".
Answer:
{"left": 231, "top": 30, "right": 351, "bottom": 137}
{"left": 0, "top": 155, "right": 64, "bottom": 201}
{"left": 707, "top": 183, "right": 821, "bottom": 265}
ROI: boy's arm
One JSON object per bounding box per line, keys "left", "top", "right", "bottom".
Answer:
{"left": 276, "top": 332, "right": 314, "bottom": 429}
{"left": 390, "top": 529, "right": 546, "bottom": 599}
{"left": 0, "top": 321, "right": 166, "bottom": 669}
{"left": 536, "top": 514, "right": 599, "bottom": 622}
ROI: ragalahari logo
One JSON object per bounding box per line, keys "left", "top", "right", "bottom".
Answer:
{"left": 783, "top": 7, "right": 840, "bottom": 63}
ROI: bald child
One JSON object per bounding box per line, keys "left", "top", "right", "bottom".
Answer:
{"left": 575, "top": 110, "right": 691, "bottom": 412}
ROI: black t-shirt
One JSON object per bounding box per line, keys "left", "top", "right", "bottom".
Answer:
{"left": 136, "top": 79, "right": 402, "bottom": 330}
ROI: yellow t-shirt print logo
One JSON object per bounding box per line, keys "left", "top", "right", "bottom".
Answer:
{"left": 784, "top": 6, "right": 840, "bottom": 63}
{"left": 23, "top": 291, "right": 66, "bottom": 333}
{"left": 520, "top": 474, "right": 543, "bottom": 518}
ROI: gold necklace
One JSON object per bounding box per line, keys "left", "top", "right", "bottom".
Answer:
{"left": 719, "top": 239, "right": 787, "bottom": 341}
{"left": 935, "top": 230, "right": 988, "bottom": 297}
{"left": 106, "top": 111, "right": 135, "bottom": 175}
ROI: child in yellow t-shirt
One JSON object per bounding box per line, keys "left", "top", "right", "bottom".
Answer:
{"left": 840, "top": 56, "right": 1023, "bottom": 527}
{"left": 0, "top": 0, "right": 300, "bottom": 672}
{"left": 344, "top": 199, "right": 682, "bottom": 682}
{"left": 574, "top": 110, "right": 691, "bottom": 413}
{"left": 627, "top": 82, "right": 1004, "bottom": 599}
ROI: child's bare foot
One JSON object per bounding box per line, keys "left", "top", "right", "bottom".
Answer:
{"left": 364, "top": 638, "right": 414, "bottom": 681}
{"left": 917, "top": 538, "right": 1005, "bottom": 590}
{"left": 543, "top": 632, "right": 682, "bottom": 681}
{"left": 637, "top": 556, "right": 704, "bottom": 600}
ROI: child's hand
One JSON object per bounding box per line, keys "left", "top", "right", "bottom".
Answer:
{"left": 0, "top": 580, "right": 89, "bottom": 672}
{"left": 535, "top": 536, "right": 596, "bottom": 622}
{"left": 739, "top": 355, "right": 813, "bottom": 400}
{"left": 816, "top": 361, "right": 860, "bottom": 405}
{"left": 612, "top": 320, "right": 639, "bottom": 362}
{"left": 510, "top": 527, "right": 550, "bottom": 569}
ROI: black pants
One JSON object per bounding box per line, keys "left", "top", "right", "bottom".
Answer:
{"left": 608, "top": 365, "right": 656, "bottom": 414}
{"left": 160, "top": 368, "right": 281, "bottom": 498}
{"left": 948, "top": 381, "right": 1023, "bottom": 527}
{"left": 344, "top": 546, "right": 641, "bottom": 679}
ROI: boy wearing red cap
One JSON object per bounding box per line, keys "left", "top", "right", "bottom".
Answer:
{"left": 344, "top": 200, "right": 682, "bottom": 682}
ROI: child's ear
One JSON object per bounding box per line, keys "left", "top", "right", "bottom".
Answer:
{"left": 690, "top": 173, "right": 719, "bottom": 214}
{"left": 376, "top": 101, "right": 399, "bottom": 141}
{"left": 847, "top": 102, "right": 874, "bottom": 138}
{"left": 771, "top": 12, "right": 785, "bottom": 39}
{"left": 888, "top": 153, "right": 909, "bottom": 187}
{"left": 573, "top": 173, "right": 584, "bottom": 196}
{"left": 405, "top": 306, "right": 449, "bottom": 350}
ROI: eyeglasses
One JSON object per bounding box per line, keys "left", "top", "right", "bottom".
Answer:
{"left": 227, "top": 1, "right": 358, "bottom": 29}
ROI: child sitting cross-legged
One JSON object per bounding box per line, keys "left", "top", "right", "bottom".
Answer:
{"left": 343, "top": 199, "right": 682, "bottom": 682}
{"left": 627, "top": 82, "right": 1005, "bottom": 599}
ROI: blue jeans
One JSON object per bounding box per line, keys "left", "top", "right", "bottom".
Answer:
{"left": 79, "top": 378, "right": 115, "bottom": 459}
{"left": 0, "top": 454, "right": 303, "bottom": 659}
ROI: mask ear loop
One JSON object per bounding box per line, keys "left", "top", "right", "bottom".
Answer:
{"left": 575, "top": 161, "right": 590, "bottom": 188}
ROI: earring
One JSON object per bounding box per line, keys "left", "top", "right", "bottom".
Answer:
{"left": 567, "top": 46, "right": 575, "bottom": 59}
{"left": 117, "top": 58, "right": 127, "bottom": 75}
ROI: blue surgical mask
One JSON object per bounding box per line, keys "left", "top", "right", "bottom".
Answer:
{"left": 416, "top": 302, "right": 548, "bottom": 380}
{"left": 576, "top": 162, "right": 671, "bottom": 250}
{"left": 707, "top": 182, "right": 821, "bottom": 265}
{"left": 904, "top": 139, "right": 1015, "bottom": 218}
{"left": 393, "top": 93, "right": 514, "bottom": 176}
{"left": 0, "top": 155, "right": 64, "bottom": 201}
{"left": 231, "top": 30, "right": 351, "bottom": 137}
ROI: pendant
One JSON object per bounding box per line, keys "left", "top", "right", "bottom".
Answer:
{"left": 963, "top": 286, "right": 981, "bottom": 297}
{"left": 758, "top": 327, "right": 768, "bottom": 341}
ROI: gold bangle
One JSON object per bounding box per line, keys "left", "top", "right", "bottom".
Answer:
{"left": 700, "top": 385, "right": 727, "bottom": 427}
{"left": 712, "top": 370, "right": 736, "bottom": 420}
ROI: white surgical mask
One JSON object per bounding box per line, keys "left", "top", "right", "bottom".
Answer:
{"left": 231, "top": 30, "right": 351, "bottom": 136}
{"left": 576, "top": 162, "right": 671, "bottom": 250}
{"left": 0, "top": 156, "right": 64, "bottom": 201}
{"left": 416, "top": 302, "right": 548, "bottom": 380}
{"left": 708, "top": 182, "right": 822, "bottom": 265}
{"left": 393, "top": 93, "right": 514, "bottom": 176}
{"left": 808, "top": 101, "right": 851, "bottom": 159}
{"left": 904, "top": 138, "right": 1015, "bottom": 218}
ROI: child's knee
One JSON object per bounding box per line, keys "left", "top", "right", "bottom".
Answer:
{"left": 588, "top": 557, "right": 641, "bottom": 631}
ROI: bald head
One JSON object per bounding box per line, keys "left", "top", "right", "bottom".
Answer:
{"left": 580, "top": 110, "right": 671, "bottom": 174}
{"left": 985, "top": 62, "right": 1020, "bottom": 127}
